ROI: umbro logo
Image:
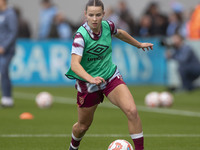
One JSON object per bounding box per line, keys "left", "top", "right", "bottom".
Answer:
{"left": 87, "top": 44, "right": 109, "bottom": 56}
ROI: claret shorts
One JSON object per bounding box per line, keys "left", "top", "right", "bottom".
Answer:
{"left": 75, "top": 69, "right": 126, "bottom": 107}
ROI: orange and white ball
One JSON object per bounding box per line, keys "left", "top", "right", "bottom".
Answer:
{"left": 145, "top": 91, "right": 160, "bottom": 107}
{"left": 159, "top": 91, "right": 173, "bottom": 107}
{"left": 145, "top": 91, "right": 174, "bottom": 108}
{"left": 35, "top": 92, "right": 53, "bottom": 109}
{"left": 108, "top": 139, "right": 134, "bottom": 150}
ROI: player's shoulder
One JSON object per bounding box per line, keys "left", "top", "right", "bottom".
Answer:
{"left": 73, "top": 33, "right": 84, "bottom": 43}
{"left": 104, "top": 20, "right": 117, "bottom": 35}
{"left": 74, "top": 23, "right": 86, "bottom": 39}
{"left": 102, "top": 20, "right": 114, "bottom": 27}
{"left": 106, "top": 20, "right": 115, "bottom": 25}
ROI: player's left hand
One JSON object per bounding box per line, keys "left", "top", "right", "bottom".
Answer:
{"left": 138, "top": 43, "right": 153, "bottom": 51}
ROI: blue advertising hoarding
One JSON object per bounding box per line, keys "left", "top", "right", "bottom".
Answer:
{"left": 112, "top": 38, "right": 167, "bottom": 84}
{"left": 10, "top": 38, "right": 167, "bottom": 86}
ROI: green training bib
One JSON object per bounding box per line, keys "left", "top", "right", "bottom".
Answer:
{"left": 66, "top": 20, "right": 116, "bottom": 81}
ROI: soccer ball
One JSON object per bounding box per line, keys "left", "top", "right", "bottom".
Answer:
{"left": 35, "top": 92, "right": 53, "bottom": 109}
{"left": 108, "top": 139, "right": 134, "bottom": 150}
{"left": 145, "top": 91, "right": 160, "bottom": 107}
{"left": 159, "top": 91, "right": 173, "bottom": 107}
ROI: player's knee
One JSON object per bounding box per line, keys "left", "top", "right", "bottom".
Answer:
{"left": 79, "top": 124, "right": 90, "bottom": 133}
{"left": 73, "top": 122, "right": 91, "bottom": 133}
{"left": 125, "top": 107, "right": 138, "bottom": 120}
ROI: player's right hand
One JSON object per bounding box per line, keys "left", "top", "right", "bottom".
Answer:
{"left": 89, "top": 77, "right": 105, "bottom": 85}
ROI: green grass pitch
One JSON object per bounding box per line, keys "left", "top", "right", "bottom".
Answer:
{"left": 0, "top": 86, "right": 200, "bottom": 150}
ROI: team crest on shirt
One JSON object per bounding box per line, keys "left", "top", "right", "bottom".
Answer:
{"left": 79, "top": 96, "right": 84, "bottom": 105}
{"left": 117, "top": 75, "right": 124, "bottom": 81}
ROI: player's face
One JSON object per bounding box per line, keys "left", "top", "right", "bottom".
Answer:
{"left": 85, "top": 6, "right": 105, "bottom": 33}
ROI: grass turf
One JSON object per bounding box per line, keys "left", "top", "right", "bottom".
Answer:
{"left": 0, "top": 85, "right": 200, "bottom": 150}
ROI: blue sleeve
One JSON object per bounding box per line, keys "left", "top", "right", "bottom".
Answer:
{"left": 172, "top": 45, "right": 192, "bottom": 63}
{"left": 1, "top": 10, "right": 18, "bottom": 51}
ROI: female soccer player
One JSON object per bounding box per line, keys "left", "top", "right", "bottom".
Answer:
{"left": 66, "top": 0, "right": 153, "bottom": 150}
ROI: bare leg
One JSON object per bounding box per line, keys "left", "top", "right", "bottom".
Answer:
{"left": 107, "top": 84, "right": 144, "bottom": 150}
{"left": 72, "top": 104, "right": 98, "bottom": 138}
{"left": 107, "top": 84, "right": 142, "bottom": 134}
{"left": 69, "top": 104, "right": 98, "bottom": 149}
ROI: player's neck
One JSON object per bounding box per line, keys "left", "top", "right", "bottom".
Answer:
{"left": 92, "top": 28, "right": 101, "bottom": 34}
{"left": 91, "top": 25, "right": 101, "bottom": 34}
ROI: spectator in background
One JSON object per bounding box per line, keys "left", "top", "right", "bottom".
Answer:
{"left": 153, "top": 14, "right": 168, "bottom": 36}
{"left": 0, "top": 0, "right": 18, "bottom": 107}
{"left": 38, "top": 0, "right": 57, "bottom": 40}
{"left": 145, "top": 2, "right": 168, "bottom": 36}
{"left": 48, "top": 12, "right": 72, "bottom": 40}
{"left": 14, "top": 6, "right": 31, "bottom": 38}
{"left": 188, "top": 4, "right": 200, "bottom": 39}
{"left": 116, "top": 1, "right": 136, "bottom": 36}
{"left": 137, "top": 14, "right": 152, "bottom": 37}
{"left": 166, "top": 11, "right": 183, "bottom": 36}
{"left": 173, "top": 4, "right": 191, "bottom": 38}
{"left": 105, "top": 6, "right": 130, "bottom": 34}
{"left": 105, "top": 7, "right": 119, "bottom": 27}
{"left": 145, "top": 2, "right": 160, "bottom": 19}
{"left": 166, "top": 2, "right": 188, "bottom": 37}
{"left": 166, "top": 33, "right": 200, "bottom": 91}
{"left": 105, "top": 1, "right": 136, "bottom": 35}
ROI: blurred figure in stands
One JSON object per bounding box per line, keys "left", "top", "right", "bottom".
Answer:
{"left": 48, "top": 12, "right": 72, "bottom": 40}
{"left": 166, "top": 11, "right": 183, "bottom": 37}
{"left": 38, "top": 0, "right": 57, "bottom": 40}
{"left": 137, "top": 14, "right": 152, "bottom": 37}
{"left": 154, "top": 14, "right": 168, "bottom": 36}
{"left": 145, "top": 2, "right": 168, "bottom": 36}
{"left": 105, "top": 1, "right": 136, "bottom": 35}
{"left": 0, "top": 0, "right": 18, "bottom": 107}
{"left": 143, "top": 2, "right": 168, "bottom": 36}
{"left": 166, "top": 2, "right": 187, "bottom": 37}
{"left": 166, "top": 33, "right": 200, "bottom": 91}
{"left": 188, "top": 4, "right": 200, "bottom": 39}
{"left": 104, "top": 7, "right": 119, "bottom": 27}
{"left": 14, "top": 6, "right": 31, "bottom": 38}
{"left": 171, "top": 2, "right": 190, "bottom": 38}
{"left": 116, "top": 1, "right": 136, "bottom": 36}
{"left": 105, "top": 6, "right": 130, "bottom": 34}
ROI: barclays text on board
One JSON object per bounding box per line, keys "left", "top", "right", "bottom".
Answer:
{"left": 10, "top": 38, "right": 167, "bottom": 86}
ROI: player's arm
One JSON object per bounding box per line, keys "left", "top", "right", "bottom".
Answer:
{"left": 71, "top": 54, "right": 105, "bottom": 85}
{"left": 114, "top": 29, "right": 153, "bottom": 51}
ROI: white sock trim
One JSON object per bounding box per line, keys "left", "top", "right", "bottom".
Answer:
{"left": 72, "top": 133, "right": 82, "bottom": 141}
{"left": 130, "top": 132, "right": 143, "bottom": 139}
{"left": 70, "top": 143, "right": 79, "bottom": 149}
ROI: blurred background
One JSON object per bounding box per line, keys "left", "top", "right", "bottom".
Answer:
{"left": 5, "top": 0, "right": 200, "bottom": 90}
{"left": 8, "top": 0, "right": 200, "bottom": 38}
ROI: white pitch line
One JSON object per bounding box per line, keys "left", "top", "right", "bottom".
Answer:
{"left": 1, "top": 133, "right": 200, "bottom": 138}
{"left": 14, "top": 92, "right": 200, "bottom": 118}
